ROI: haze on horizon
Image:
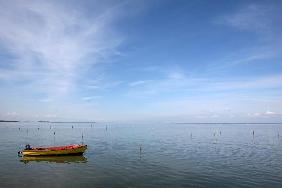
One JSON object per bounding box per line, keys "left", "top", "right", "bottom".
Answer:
{"left": 0, "top": 0, "right": 282, "bottom": 122}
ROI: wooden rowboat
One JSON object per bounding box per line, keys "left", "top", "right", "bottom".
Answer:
{"left": 20, "top": 144, "right": 87, "bottom": 156}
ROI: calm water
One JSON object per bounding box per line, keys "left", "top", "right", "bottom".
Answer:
{"left": 0, "top": 122, "right": 282, "bottom": 188}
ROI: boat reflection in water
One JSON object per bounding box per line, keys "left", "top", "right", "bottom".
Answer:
{"left": 20, "top": 155, "right": 87, "bottom": 164}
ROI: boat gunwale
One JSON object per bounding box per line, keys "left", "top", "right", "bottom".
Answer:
{"left": 22, "top": 152, "right": 85, "bottom": 157}
{"left": 21, "top": 144, "right": 87, "bottom": 156}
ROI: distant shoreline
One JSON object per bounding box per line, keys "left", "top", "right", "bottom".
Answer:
{"left": 40, "top": 121, "right": 96, "bottom": 123}
{"left": 174, "top": 122, "right": 282, "bottom": 124}
{"left": 0, "top": 120, "right": 19, "bottom": 122}
{"left": 0, "top": 120, "right": 95, "bottom": 123}
{"left": 0, "top": 120, "right": 281, "bottom": 124}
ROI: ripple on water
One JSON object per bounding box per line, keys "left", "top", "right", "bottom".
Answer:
{"left": 1, "top": 122, "right": 282, "bottom": 188}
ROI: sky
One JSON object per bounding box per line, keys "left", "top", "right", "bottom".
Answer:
{"left": 0, "top": 0, "right": 282, "bottom": 122}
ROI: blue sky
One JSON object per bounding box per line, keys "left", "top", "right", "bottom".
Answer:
{"left": 0, "top": 0, "right": 282, "bottom": 122}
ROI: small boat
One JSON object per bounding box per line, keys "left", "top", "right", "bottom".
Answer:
{"left": 19, "top": 144, "right": 87, "bottom": 156}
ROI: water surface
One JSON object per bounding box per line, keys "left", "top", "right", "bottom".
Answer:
{"left": 0, "top": 122, "right": 282, "bottom": 188}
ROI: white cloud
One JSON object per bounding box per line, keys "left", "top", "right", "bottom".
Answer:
{"left": 250, "top": 110, "right": 282, "bottom": 117}
{"left": 81, "top": 96, "right": 101, "bottom": 101}
{"left": 222, "top": 4, "right": 272, "bottom": 32}
{"left": 126, "top": 69, "right": 282, "bottom": 97}
{"left": 128, "top": 80, "right": 152, "bottom": 87}
{"left": 264, "top": 110, "right": 282, "bottom": 116}
{"left": 211, "top": 75, "right": 282, "bottom": 91}
{"left": 84, "top": 79, "right": 123, "bottom": 91}
{"left": 167, "top": 71, "right": 186, "bottom": 80}
{"left": 0, "top": 0, "right": 123, "bottom": 96}
{"left": 5, "top": 111, "right": 19, "bottom": 117}
{"left": 212, "top": 3, "right": 282, "bottom": 68}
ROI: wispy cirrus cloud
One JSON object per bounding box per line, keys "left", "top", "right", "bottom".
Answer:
{"left": 126, "top": 69, "right": 282, "bottom": 98}
{"left": 208, "top": 2, "right": 282, "bottom": 73}
{"left": 250, "top": 110, "right": 282, "bottom": 118}
{"left": 81, "top": 96, "right": 102, "bottom": 102}
{"left": 217, "top": 3, "right": 282, "bottom": 40}
{"left": 222, "top": 4, "right": 273, "bottom": 33}
{"left": 0, "top": 0, "right": 123, "bottom": 96}
{"left": 0, "top": 1, "right": 281, "bottom": 122}
{"left": 128, "top": 80, "right": 152, "bottom": 87}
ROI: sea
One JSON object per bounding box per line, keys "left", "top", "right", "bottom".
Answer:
{"left": 0, "top": 122, "right": 282, "bottom": 188}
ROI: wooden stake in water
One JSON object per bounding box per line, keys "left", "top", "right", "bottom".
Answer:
{"left": 82, "top": 133, "right": 84, "bottom": 144}
{"left": 139, "top": 145, "right": 142, "bottom": 159}
{"left": 53, "top": 131, "right": 56, "bottom": 145}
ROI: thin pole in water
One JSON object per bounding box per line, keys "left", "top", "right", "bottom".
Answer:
{"left": 139, "top": 145, "right": 142, "bottom": 159}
